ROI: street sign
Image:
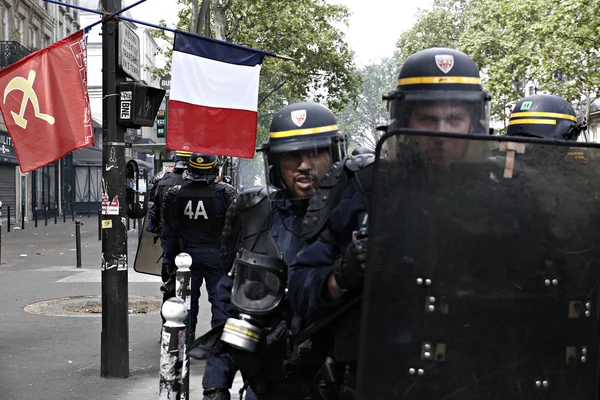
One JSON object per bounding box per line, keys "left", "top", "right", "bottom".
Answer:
{"left": 159, "top": 74, "right": 171, "bottom": 90}
{"left": 157, "top": 109, "right": 166, "bottom": 138}
{"left": 118, "top": 82, "right": 166, "bottom": 128}
{"left": 118, "top": 24, "right": 140, "bottom": 81}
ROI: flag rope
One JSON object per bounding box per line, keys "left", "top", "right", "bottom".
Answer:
{"left": 42, "top": 0, "right": 295, "bottom": 61}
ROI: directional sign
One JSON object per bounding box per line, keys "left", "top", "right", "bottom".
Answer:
{"left": 118, "top": 24, "right": 140, "bottom": 81}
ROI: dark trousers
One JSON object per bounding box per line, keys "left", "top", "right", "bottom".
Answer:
{"left": 186, "top": 246, "right": 225, "bottom": 335}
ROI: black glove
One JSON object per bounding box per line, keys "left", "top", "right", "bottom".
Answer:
{"left": 333, "top": 238, "right": 368, "bottom": 292}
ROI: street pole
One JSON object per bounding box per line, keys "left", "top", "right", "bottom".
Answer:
{"left": 101, "top": 0, "right": 129, "bottom": 378}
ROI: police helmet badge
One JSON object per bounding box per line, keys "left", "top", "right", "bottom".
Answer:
{"left": 435, "top": 54, "right": 454, "bottom": 74}
{"left": 196, "top": 156, "right": 204, "bottom": 163}
{"left": 291, "top": 109, "right": 307, "bottom": 127}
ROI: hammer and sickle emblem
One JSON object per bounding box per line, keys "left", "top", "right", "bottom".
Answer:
{"left": 3, "top": 70, "right": 55, "bottom": 129}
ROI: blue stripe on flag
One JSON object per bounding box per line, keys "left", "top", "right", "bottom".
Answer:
{"left": 174, "top": 32, "right": 264, "bottom": 66}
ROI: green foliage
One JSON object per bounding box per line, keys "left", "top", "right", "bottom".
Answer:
{"left": 149, "top": 0, "right": 361, "bottom": 121}
{"left": 395, "top": 0, "right": 471, "bottom": 63}
{"left": 394, "top": 0, "right": 600, "bottom": 125}
{"left": 337, "top": 57, "right": 397, "bottom": 148}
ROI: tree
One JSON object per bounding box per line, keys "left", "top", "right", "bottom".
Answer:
{"left": 395, "top": 0, "right": 472, "bottom": 63}
{"left": 394, "top": 0, "right": 600, "bottom": 132}
{"left": 337, "top": 57, "right": 397, "bottom": 149}
{"left": 533, "top": 0, "right": 600, "bottom": 121}
{"left": 150, "top": 0, "right": 361, "bottom": 135}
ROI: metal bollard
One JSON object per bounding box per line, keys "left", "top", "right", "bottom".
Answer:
{"left": 7, "top": 205, "right": 10, "bottom": 233}
{"left": 175, "top": 252, "right": 192, "bottom": 396}
{"left": 159, "top": 297, "right": 188, "bottom": 400}
{"left": 97, "top": 209, "right": 102, "bottom": 241}
{"left": 126, "top": 216, "right": 130, "bottom": 231}
{"left": 21, "top": 204, "right": 25, "bottom": 230}
{"left": 71, "top": 206, "right": 75, "bottom": 222}
{"left": 54, "top": 203, "right": 57, "bottom": 224}
{"left": 34, "top": 207, "right": 38, "bottom": 228}
{"left": 63, "top": 204, "right": 66, "bottom": 223}
{"left": 44, "top": 207, "right": 48, "bottom": 226}
{"left": 75, "top": 220, "right": 82, "bottom": 268}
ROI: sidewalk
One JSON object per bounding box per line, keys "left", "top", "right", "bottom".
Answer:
{"left": 0, "top": 215, "right": 244, "bottom": 400}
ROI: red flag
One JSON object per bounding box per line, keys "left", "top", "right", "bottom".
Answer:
{"left": 0, "top": 30, "right": 93, "bottom": 172}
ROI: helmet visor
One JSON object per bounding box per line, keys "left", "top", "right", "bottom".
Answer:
{"left": 389, "top": 90, "right": 490, "bottom": 135}
{"left": 263, "top": 143, "right": 336, "bottom": 201}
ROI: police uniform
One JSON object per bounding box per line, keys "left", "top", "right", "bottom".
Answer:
{"left": 148, "top": 151, "right": 192, "bottom": 284}
{"left": 287, "top": 48, "right": 491, "bottom": 398}
{"left": 198, "top": 102, "right": 346, "bottom": 400}
{"left": 162, "top": 153, "right": 236, "bottom": 336}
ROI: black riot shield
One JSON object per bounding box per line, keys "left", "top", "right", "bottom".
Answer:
{"left": 356, "top": 130, "right": 600, "bottom": 400}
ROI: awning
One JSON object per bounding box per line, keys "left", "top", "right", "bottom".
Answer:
{"left": 72, "top": 146, "right": 102, "bottom": 166}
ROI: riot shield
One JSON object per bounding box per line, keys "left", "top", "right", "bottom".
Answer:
{"left": 133, "top": 210, "right": 163, "bottom": 276}
{"left": 356, "top": 130, "right": 600, "bottom": 400}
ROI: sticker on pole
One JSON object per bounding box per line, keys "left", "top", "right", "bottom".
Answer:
{"left": 102, "top": 220, "right": 112, "bottom": 229}
{"left": 101, "top": 195, "right": 120, "bottom": 215}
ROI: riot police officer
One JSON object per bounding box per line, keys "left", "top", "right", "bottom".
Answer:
{"left": 505, "top": 93, "right": 586, "bottom": 141}
{"left": 147, "top": 151, "right": 191, "bottom": 286}
{"left": 196, "top": 102, "right": 346, "bottom": 400}
{"left": 162, "top": 153, "right": 237, "bottom": 338}
{"left": 287, "top": 48, "right": 491, "bottom": 398}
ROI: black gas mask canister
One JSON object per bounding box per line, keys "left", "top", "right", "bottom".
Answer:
{"left": 221, "top": 248, "right": 287, "bottom": 352}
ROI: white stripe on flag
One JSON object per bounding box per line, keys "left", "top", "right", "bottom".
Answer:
{"left": 170, "top": 50, "right": 262, "bottom": 111}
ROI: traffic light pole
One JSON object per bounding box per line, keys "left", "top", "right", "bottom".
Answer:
{"left": 101, "top": 0, "right": 129, "bottom": 378}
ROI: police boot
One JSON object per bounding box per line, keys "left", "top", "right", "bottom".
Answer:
{"left": 203, "top": 388, "right": 231, "bottom": 400}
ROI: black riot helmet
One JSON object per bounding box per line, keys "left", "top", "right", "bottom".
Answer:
{"left": 506, "top": 94, "right": 586, "bottom": 141}
{"left": 260, "top": 102, "right": 346, "bottom": 192}
{"left": 172, "top": 150, "right": 192, "bottom": 171}
{"left": 187, "top": 153, "right": 219, "bottom": 175}
{"left": 386, "top": 48, "right": 491, "bottom": 134}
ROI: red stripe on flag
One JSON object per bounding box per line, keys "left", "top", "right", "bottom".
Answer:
{"left": 166, "top": 101, "right": 257, "bottom": 158}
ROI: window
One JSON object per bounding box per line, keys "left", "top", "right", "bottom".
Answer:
{"left": 29, "top": 26, "right": 38, "bottom": 49}
{"left": 2, "top": 6, "right": 8, "bottom": 40}
{"left": 13, "top": 14, "right": 23, "bottom": 43}
{"left": 42, "top": 34, "right": 50, "bottom": 48}
{"left": 59, "top": 21, "right": 64, "bottom": 39}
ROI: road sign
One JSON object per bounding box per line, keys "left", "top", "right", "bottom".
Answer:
{"left": 159, "top": 74, "right": 171, "bottom": 90}
{"left": 118, "top": 24, "right": 140, "bottom": 81}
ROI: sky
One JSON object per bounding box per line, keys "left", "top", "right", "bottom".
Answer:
{"left": 126, "top": 0, "right": 434, "bottom": 68}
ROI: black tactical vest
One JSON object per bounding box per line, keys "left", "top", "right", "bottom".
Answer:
{"left": 175, "top": 181, "right": 224, "bottom": 238}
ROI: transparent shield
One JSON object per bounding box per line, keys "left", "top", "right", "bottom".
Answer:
{"left": 356, "top": 129, "right": 600, "bottom": 400}
{"left": 236, "top": 152, "right": 266, "bottom": 192}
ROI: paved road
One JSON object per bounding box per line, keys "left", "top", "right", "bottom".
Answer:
{"left": 0, "top": 216, "right": 244, "bottom": 399}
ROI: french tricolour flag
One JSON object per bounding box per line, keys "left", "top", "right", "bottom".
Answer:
{"left": 167, "top": 32, "right": 265, "bottom": 158}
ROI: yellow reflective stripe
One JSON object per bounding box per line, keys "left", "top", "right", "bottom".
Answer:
{"left": 224, "top": 323, "right": 260, "bottom": 340}
{"left": 508, "top": 119, "right": 556, "bottom": 126}
{"left": 397, "top": 76, "right": 481, "bottom": 86}
{"left": 189, "top": 159, "right": 217, "bottom": 169}
{"left": 510, "top": 111, "right": 577, "bottom": 122}
{"left": 269, "top": 124, "right": 338, "bottom": 139}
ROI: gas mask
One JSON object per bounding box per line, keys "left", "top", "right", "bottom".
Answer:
{"left": 220, "top": 248, "right": 287, "bottom": 352}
